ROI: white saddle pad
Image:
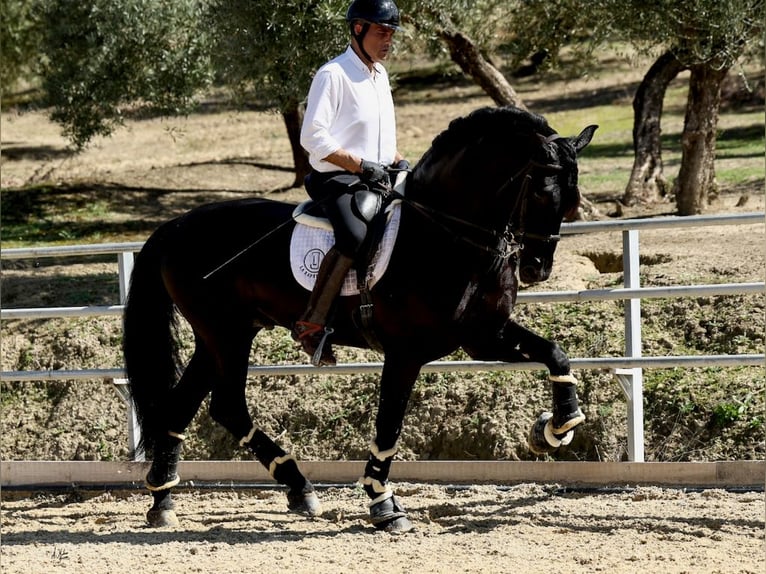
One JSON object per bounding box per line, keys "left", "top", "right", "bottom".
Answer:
{"left": 290, "top": 203, "right": 401, "bottom": 296}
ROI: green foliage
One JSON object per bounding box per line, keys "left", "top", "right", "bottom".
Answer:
{"left": 643, "top": 367, "right": 765, "bottom": 460}
{"left": 712, "top": 401, "right": 745, "bottom": 427}
{"left": 206, "top": 0, "right": 349, "bottom": 111}
{"left": 38, "top": 0, "right": 214, "bottom": 149}
{"left": 399, "top": 0, "right": 515, "bottom": 52}
{"left": 1, "top": 0, "right": 43, "bottom": 91}
{"left": 500, "top": 0, "right": 764, "bottom": 73}
{"left": 606, "top": 0, "right": 765, "bottom": 67}
{"left": 494, "top": 0, "right": 608, "bottom": 72}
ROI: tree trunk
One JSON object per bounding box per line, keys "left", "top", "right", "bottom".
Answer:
{"left": 282, "top": 103, "right": 310, "bottom": 188}
{"left": 436, "top": 28, "right": 526, "bottom": 109}
{"left": 623, "top": 51, "right": 686, "bottom": 206}
{"left": 674, "top": 63, "right": 729, "bottom": 215}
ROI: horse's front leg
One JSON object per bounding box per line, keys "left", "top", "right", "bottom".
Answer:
{"left": 464, "top": 320, "right": 585, "bottom": 454}
{"left": 504, "top": 321, "right": 585, "bottom": 453}
{"left": 361, "top": 357, "right": 422, "bottom": 533}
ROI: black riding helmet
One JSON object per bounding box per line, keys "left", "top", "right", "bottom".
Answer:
{"left": 346, "top": 0, "right": 401, "bottom": 30}
{"left": 346, "top": 0, "right": 401, "bottom": 64}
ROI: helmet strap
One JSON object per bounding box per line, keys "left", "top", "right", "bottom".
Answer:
{"left": 351, "top": 22, "right": 375, "bottom": 67}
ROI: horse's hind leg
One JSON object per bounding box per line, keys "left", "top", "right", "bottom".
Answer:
{"left": 145, "top": 346, "right": 215, "bottom": 527}
{"left": 206, "top": 332, "right": 321, "bottom": 517}
{"left": 242, "top": 430, "right": 321, "bottom": 516}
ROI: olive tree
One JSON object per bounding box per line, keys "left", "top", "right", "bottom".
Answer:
{"left": 507, "top": 0, "right": 763, "bottom": 214}
{"left": 399, "top": 0, "right": 528, "bottom": 108}
{"left": 206, "top": 0, "right": 349, "bottom": 185}
{"left": 600, "top": 0, "right": 763, "bottom": 212}
{"left": 38, "top": 0, "right": 213, "bottom": 149}
{"left": 35, "top": 0, "right": 366, "bottom": 184}
{"left": 646, "top": 1, "right": 762, "bottom": 214}
{"left": 1, "top": 0, "right": 42, "bottom": 93}
{"left": 35, "top": 0, "right": 529, "bottom": 184}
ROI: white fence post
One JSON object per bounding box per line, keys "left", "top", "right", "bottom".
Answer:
{"left": 110, "top": 378, "right": 144, "bottom": 461}
{"left": 117, "top": 251, "right": 134, "bottom": 305}
{"left": 614, "top": 229, "right": 645, "bottom": 462}
{"left": 114, "top": 251, "right": 144, "bottom": 461}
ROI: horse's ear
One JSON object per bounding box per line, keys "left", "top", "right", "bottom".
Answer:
{"left": 536, "top": 132, "right": 561, "bottom": 144}
{"left": 571, "top": 125, "right": 598, "bottom": 154}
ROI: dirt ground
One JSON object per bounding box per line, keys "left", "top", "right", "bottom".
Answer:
{"left": 2, "top": 52, "right": 765, "bottom": 572}
{"left": 2, "top": 484, "right": 764, "bottom": 574}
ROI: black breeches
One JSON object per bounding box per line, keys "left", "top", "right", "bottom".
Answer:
{"left": 305, "top": 171, "right": 383, "bottom": 258}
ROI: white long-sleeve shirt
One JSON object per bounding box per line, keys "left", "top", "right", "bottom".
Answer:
{"left": 301, "top": 46, "right": 397, "bottom": 173}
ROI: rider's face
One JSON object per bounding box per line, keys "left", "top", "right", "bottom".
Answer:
{"left": 358, "top": 23, "right": 395, "bottom": 63}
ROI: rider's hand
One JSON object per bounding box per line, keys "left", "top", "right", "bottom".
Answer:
{"left": 360, "top": 160, "right": 389, "bottom": 186}
{"left": 393, "top": 159, "right": 410, "bottom": 170}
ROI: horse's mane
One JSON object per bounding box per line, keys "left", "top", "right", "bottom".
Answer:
{"left": 411, "top": 105, "right": 580, "bottom": 216}
{"left": 427, "top": 106, "right": 554, "bottom": 156}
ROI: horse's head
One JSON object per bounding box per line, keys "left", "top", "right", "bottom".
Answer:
{"left": 410, "top": 106, "right": 597, "bottom": 284}
{"left": 513, "top": 124, "right": 597, "bottom": 283}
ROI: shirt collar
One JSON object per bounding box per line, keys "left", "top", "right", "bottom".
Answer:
{"left": 345, "top": 45, "right": 381, "bottom": 76}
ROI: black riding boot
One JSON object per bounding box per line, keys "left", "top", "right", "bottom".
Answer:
{"left": 292, "top": 247, "right": 354, "bottom": 366}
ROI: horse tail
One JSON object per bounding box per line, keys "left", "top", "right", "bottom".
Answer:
{"left": 123, "top": 235, "right": 181, "bottom": 457}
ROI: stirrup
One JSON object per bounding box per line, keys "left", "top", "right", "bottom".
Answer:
{"left": 293, "top": 321, "right": 336, "bottom": 367}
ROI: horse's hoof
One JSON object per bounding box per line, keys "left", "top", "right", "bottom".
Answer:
{"left": 288, "top": 490, "right": 322, "bottom": 517}
{"left": 146, "top": 509, "right": 180, "bottom": 528}
{"left": 376, "top": 515, "right": 416, "bottom": 533}
{"left": 528, "top": 412, "right": 574, "bottom": 455}
{"left": 369, "top": 494, "right": 414, "bottom": 533}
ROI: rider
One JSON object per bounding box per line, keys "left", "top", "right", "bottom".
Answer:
{"left": 294, "top": 0, "right": 408, "bottom": 366}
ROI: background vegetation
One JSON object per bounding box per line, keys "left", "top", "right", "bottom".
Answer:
{"left": 1, "top": 1, "right": 763, "bottom": 464}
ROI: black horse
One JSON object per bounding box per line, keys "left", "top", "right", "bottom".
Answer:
{"left": 124, "top": 105, "right": 597, "bottom": 532}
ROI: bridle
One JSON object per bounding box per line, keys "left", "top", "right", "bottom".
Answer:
{"left": 397, "top": 134, "right": 567, "bottom": 260}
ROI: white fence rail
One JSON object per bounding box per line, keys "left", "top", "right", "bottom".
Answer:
{"left": 2, "top": 212, "right": 764, "bottom": 464}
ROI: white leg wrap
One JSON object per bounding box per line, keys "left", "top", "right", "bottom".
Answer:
{"left": 358, "top": 476, "right": 391, "bottom": 494}
{"left": 268, "top": 454, "right": 295, "bottom": 478}
{"left": 549, "top": 373, "right": 578, "bottom": 385}
{"left": 238, "top": 426, "right": 257, "bottom": 447}
{"left": 145, "top": 475, "right": 180, "bottom": 492}
{"left": 369, "top": 439, "right": 398, "bottom": 461}
{"left": 359, "top": 478, "right": 394, "bottom": 507}
{"left": 367, "top": 490, "right": 394, "bottom": 508}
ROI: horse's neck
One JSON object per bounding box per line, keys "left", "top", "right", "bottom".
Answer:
{"left": 409, "top": 159, "right": 509, "bottom": 223}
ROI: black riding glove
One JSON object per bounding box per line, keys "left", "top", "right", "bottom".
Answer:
{"left": 360, "top": 159, "right": 389, "bottom": 186}
{"left": 393, "top": 159, "right": 410, "bottom": 170}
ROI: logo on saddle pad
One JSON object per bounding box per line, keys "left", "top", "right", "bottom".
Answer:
{"left": 289, "top": 204, "right": 401, "bottom": 295}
